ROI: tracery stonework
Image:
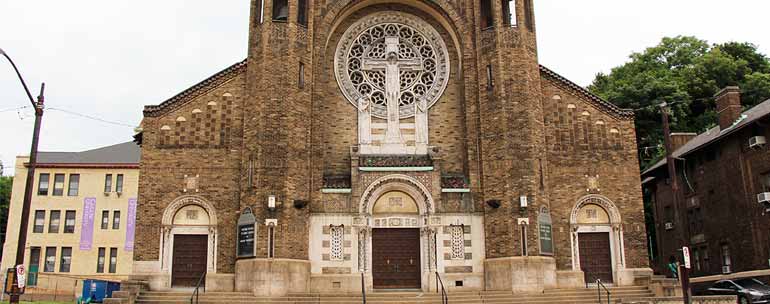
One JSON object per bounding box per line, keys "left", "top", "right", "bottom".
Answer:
{"left": 335, "top": 12, "right": 450, "bottom": 155}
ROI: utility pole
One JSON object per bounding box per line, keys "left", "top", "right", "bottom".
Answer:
{"left": 1, "top": 49, "right": 45, "bottom": 304}
{"left": 659, "top": 102, "right": 691, "bottom": 304}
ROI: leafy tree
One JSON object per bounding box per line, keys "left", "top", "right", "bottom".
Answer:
{"left": 589, "top": 36, "right": 770, "bottom": 169}
{"left": 0, "top": 176, "right": 12, "bottom": 259}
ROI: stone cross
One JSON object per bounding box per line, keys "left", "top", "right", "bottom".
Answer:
{"left": 362, "top": 36, "right": 423, "bottom": 148}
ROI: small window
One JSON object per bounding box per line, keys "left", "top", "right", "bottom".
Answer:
{"left": 256, "top": 0, "right": 265, "bottom": 24}
{"left": 52, "top": 174, "right": 65, "bottom": 196}
{"left": 44, "top": 247, "right": 56, "bottom": 272}
{"left": 502, "top": 0, "right": 517, "bottom": 26}
{"left": 486, "top": 65, "right": 494, "bottom": 90}
{"left": 523, "top": 0, "right": 534, "bottom": 30}
{"left": 520, "top": 223, "right": 528, "bottom": 256}
{"left": 97, "top": 248, "right": 106, "bottom": 273}
{"left": 480, "top": 0, "right": 494, "bottom": 29}
{"left": 267, "top": 225, "right": 275, "bottom": 259}
{"left": 760, "top": 172, "right": 770, "bottom": 192}
{"left": 59, "top": 247, "right": 72, "bottom": 273}
{"left": 67, "top": 174, "right": 80, "bottom": 196}
{"left": 38, "top": 173, "right": 50, "bottom": 195}
{"left": 104, "top": 174, "right": 113, "bottom": 193}
{"left": 297, "top": 0, "right": 308, "bottom": 27}
{"left": 116, "top": 174, "right": 124, "bottom": 193}
{"left": 298, "top": 62, "right": 305, "bottom": 89}
{"left": 48, "top": 210, "right": 61, "bottom": 233}
{"left": 272, "top": 0, "right": 288, "bottom": 21}
{"left": 101, "top": 211, "right": 110, "bottom": 230}
{"left": 112, "top": 210, "right": 121, "bottom": 230}
{"left": 721, "top": 244, "right": 732, "bottom": 267}
{"left": 28, "top": 247, "right": 41, "bottom": 286}
{"left": 33, "top": 210, "right": 45, "bottom": 233}
{"left": 64, "top": 210, "right": 76, "bottom": 233}
{"left": 109, "top": 248, "right": 118, "bottom": 273}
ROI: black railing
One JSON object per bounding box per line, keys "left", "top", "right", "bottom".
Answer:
{"left": 596, "top": 279, "right": 610, "bottom": 304}
{"left": 435, "top": 272, "right": 448, "bottom": 304}
{"left": 361, "top": 272, "right": 366, "bottom": 304}
{"left": 190, "top": 272, "right": 206, "bottom": 304}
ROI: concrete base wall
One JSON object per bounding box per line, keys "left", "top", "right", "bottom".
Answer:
{"left": 484, "top": 256, "right": 557, "bottom": 292}
{"left": 206, "top": 273, "right": 235, "bottom": 292}
{"left": 235, "top": 258, "right": 311, "bottom": 296}
{"left": 556, "top": 270, "right": 585, "bottom": 289}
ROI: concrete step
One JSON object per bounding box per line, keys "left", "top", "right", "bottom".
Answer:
{"left": 134, "top": 286, "right": 654, "bottom": 304}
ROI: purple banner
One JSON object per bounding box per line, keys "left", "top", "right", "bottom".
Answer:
{"left": 79, "top": 197, "right": 97, "bottom": 250}
{"left": 125, "top": 198, "right": 137, "bottom": 251}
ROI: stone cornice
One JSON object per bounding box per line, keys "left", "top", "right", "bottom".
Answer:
{"left": 539, "top": 65, "right": 635, "bottom": 121}
{"left": 143, "top": 59, "right": 247, "bottom": 118}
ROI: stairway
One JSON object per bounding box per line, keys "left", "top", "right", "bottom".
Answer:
{"left": 134, "top": 285, "right": 655, "bottom": 304}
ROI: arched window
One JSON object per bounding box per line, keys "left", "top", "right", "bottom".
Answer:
{"left": 272, "top": 0, "right": 288, "bottom": 21}
{"left": 502, "top": 0, "right": 517, "bottom": 26}
{"left": 480, "top": 0, "right": 493, "bottom": 29}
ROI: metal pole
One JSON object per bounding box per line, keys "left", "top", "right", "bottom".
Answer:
{"left": 659, "top": 102, "right": 691, "bottom": 304}
{"left": 0, "top": 49, "right": 45, "bottom": 304}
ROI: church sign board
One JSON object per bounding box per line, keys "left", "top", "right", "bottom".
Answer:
{"left": 538, "top": 207, "right": 554, "bottom": 255}
{"left": 237, "top": 207, "right": 257, "bottom": 257}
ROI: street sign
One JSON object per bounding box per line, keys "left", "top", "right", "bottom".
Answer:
{"left": 15, "top": 265, "right": 25, "bottom": 289}
{"left": 683, "top": 246, "right": 691, "bottom": 269}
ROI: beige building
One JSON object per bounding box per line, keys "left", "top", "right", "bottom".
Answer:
{"left": 1, "top": 142, "right": 140, "bottom": 290}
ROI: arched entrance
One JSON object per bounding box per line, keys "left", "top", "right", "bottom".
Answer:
{"left": 160, "top": 195, "right": 218, "bottom": 287}
{"left": 569, "top": 195, "right": 626, "bottom": 284}
{"left": 357, "top": 174, "right": 436, "bottom": 290}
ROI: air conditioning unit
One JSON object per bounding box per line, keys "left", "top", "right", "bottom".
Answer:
{"left": 103, "top": 192, "right": 110, "bottom": 197}
{"left": 116, "top": 191, "right": 123, "bottom": 197}
{"left": 758, "top": 193, "right": 770, "bottom": 204}
{"left": 722, "top": 265, "right": 732, "bottom": 274}
{"left": 749, "top": 136, "right": 767, "bottom": 149}
{"left": 665, "top": 222, "right": 674, "bottom": 230}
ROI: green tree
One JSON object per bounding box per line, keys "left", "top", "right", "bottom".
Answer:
{"left": 589, "top": 36, "right": 770, "bottom": 169}
{"left": 0, "top": 175, "right": 12, "bottom": 259}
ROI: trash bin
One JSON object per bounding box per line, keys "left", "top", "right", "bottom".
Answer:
{"left": 81, "top": 279, "right": 121, "bottom": 303}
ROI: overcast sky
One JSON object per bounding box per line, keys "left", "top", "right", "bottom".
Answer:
{"left": 1, "top": 0, "right": 768, "bottom": 176}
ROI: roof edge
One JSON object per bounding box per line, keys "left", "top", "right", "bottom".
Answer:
{"left": 143, "top": 59, "right": 247, "bottom": 117}
{"left": 539, "top": 65, "right": 635, "bottom": 120}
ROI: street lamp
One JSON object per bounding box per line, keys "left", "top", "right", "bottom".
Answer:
{"left": 0, "top": 48, "right": 45, "bottom": 304}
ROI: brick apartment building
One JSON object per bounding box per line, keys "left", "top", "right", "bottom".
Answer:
{"left": 643, "top": 87, "right": 770, "bottom": 279}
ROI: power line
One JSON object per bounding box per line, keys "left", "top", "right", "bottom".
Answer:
{"left": 0, "top": 105, "right": 28, "bottom": 113}
{"left": 47, "top": 107, "right": 136, "bottom": 128}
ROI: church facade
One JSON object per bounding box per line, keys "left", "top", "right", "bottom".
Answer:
{"left": 132, "top": 0, "right": 651, "bottom": 295}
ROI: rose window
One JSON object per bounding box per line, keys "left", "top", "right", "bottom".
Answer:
{"left": 335, "top": 12, "right": 450, "bottom": 119}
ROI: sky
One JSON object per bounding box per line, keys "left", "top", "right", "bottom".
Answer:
{"left": 1, "top": 0, "right": 768, "bottom": 176}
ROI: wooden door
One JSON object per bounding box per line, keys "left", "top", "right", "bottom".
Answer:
{"left": 372, "top": 228, "right": 421, "bottom": 289}
{"left": 579, "top": 232, "right": 613, "bottom": 283}
{"left": 172, "top": 234, "right": 208, "bottom": 287}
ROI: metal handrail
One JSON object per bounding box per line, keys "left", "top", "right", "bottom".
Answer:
{"left": 596, "top": 279, "right": 610, "bottom": 304}
{"left": 190, "top": 272, "right": 207, "bottom": 304}
{"left": 435, "top": 272, "right": 448, "bottom": 304}
{"left": 361, "top": 272, "right": 366, "bottom": 304}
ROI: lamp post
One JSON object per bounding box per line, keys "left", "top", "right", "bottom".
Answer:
{"left": 0, "top": 48, "right": 45, "bottom": 304}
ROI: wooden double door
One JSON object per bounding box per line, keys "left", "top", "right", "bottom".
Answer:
{"left": 578, "top": 232, "right": 614, "bottom": 283}
{"left": 372, "top": 228, "right": 421, "bottom": 289}
{"left": 172, "top": 234, "right": 208, "bottom": 287}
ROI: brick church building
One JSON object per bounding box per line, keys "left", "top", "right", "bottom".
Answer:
{"left": 132, "top": 0, "right": 651, "bottom": 295}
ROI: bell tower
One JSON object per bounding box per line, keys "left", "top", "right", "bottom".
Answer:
{"left": 476, "top": 0, "right": 551, "bottom": 291}
{"left": 238, "top": 0, "right": 314, "bottom": 296}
